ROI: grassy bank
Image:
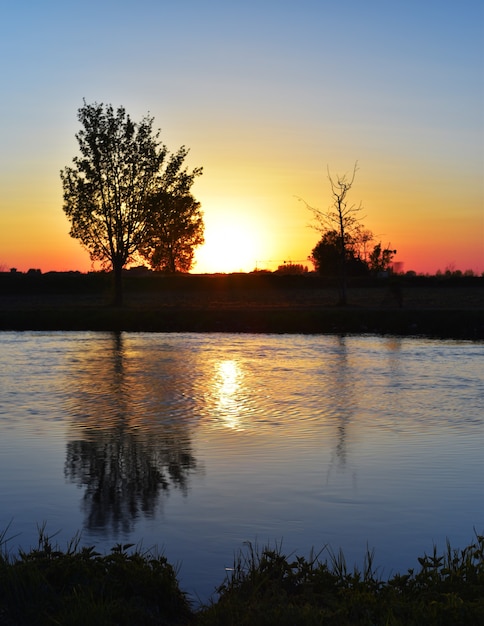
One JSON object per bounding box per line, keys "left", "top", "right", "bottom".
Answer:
{"left": 0, "top": 306, "right": 482, "bottom": 338}
{"left": 0, "top": 273, "right": 483, "bottom": 338}
{"left": 1, "top": 530, "right": 483, "bottom": 625}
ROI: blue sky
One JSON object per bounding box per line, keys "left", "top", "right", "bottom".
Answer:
{"left": 1, "top": 0, "right": 482, "bottom": 273}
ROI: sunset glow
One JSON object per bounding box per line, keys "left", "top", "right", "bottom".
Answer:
{"left": 0, "top": 2, "right": 482, "bottom": 276}
{"left": 196, "top": 222, "right": 260, "bottom": 274}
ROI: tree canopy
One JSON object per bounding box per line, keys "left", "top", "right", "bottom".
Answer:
{"left": 139, "top": 146, "right": 203, "bottom": 272}
{"left": 310, "top": 230, "right": 367, "bottom": 277}
{"left": 310, "top": 231, "right": 396, "bottom": 277}
{"left": 140, "top": 191, "right": 204, "bottom": 272}
{"left": 61, "top": 101, "right": 202, "bottom": 304}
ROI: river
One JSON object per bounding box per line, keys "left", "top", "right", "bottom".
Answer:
{"left": 0, "top": 331, "right": 482, "bottom": 602}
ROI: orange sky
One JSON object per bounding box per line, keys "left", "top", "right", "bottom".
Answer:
{"left": 1, "top": 2, "right": 482, "bottom": 276}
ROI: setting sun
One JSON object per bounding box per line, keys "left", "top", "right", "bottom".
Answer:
{"left": 196, "top": 226, "right": 255, "bottom": 273}
{"left": 194, "top": 211, "right": 264, "bottom": 274}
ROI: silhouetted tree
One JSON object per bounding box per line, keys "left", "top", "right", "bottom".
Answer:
{"left": 368, "top": 242, "right": 397, "bottom": 274}
{"left": 141, "top": 190, "right": 204, "bottom": 272}
{"left": 310, "top": 231, "right": 340, "bottom": 275}
{"left": 61, "top": 101, "right": 202, "bottom": 303}
{"left": 275, "top": 263, "right": 308, "bottom": 275}
{"left": 140, "top": 145, "right": 203, "bottom": 272}
{"left": 306, "top": 162, "right": 364, "bottom": 304}
{"left": 310, "top": 230, "right": 368, "bottom": 277}
{"left": 352, "top": 226, "right": 375, "bottom": 263}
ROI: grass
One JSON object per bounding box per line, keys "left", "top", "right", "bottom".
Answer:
{"left": 199, "top": 538, "right": 484, "bottom": 625}
{"left": 1, "top": 528, "right": 483, "bottom": 625}
{"left": 0, "top": 525, "right": 191, "bottom": 625}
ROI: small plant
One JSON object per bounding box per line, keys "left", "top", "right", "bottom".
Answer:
{"left": 0, "top": 526, "right": 192, "bottom": 625}
{"left": 198, "top": 535, "right": 484, "bottom": 625}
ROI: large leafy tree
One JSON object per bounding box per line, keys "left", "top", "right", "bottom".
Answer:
{"left": 140, "top": 146, "right": 203, "bottom": 272}
{"left": 61, "top": 101, "right": 201, "bottom": 304}
{"left": 141, "top": 191, "right": 204, "bottom": 272}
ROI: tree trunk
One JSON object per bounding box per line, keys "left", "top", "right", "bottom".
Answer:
{"left": 112, "top": 262, "right": 124, "bottom": 307}
{"left": 338, "top": 255, "right": 348, "bottom": 306}
{"left": 338, "top": 228, "right": 348, "bottom": 306}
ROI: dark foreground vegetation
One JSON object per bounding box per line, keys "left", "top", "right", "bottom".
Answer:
{"left": 0, "top": 272, "right": 483, "bottom": 339}
{"left": 1, "top": 529, "right": 483, "bottom": 625}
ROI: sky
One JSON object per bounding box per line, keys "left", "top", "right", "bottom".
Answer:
{"left": 0, "top": 0, "right": 483, "bottom": 275}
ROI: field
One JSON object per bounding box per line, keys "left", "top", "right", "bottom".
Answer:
{"left": 0, "top": 272, "right": 483, "bottom": 338}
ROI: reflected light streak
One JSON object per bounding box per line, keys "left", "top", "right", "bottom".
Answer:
{"left": 214, "top": 360, "right": 244, "bottom": 430}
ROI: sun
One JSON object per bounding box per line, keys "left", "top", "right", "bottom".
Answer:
{"left": 194, "top": 219, "right": 261, "bottom": 274}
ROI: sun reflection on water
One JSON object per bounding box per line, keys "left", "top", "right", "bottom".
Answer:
{"left": 214, "top": 359, "right": 244, "bottom": 430}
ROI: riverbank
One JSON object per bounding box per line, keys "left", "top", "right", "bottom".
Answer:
{"left": 0, "top": 305, "right": 482, "bottom": 338}
{"left": 1, "top": 531, "right": 483, "bottom": 625}
{"left": 0, "top": 273, "right": 483, "bottom": 338}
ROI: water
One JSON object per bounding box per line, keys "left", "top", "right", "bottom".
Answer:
{"left": 0, "top": 331, "right": 482, "bottom": 603}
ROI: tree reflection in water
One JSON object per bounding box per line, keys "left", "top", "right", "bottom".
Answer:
{"left": 63, "top": 332, "right": 198, "bottom": 535}
{"left": 322, "top": 335, "right": 358, "bottom": 490}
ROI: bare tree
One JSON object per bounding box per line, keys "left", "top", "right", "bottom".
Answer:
{"left": 352, "top": 226, "right": 375, "bottom": 263}
{"left": 308, "top": 162, "right": 364, "bottom": 304}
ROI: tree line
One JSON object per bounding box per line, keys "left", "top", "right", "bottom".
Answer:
{"left": 61, "top": 102, "right": 396, "bottom": 305}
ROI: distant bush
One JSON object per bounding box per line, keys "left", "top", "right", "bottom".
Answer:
{"left": 275, "top": 263, "right": 309, "bottom": 275}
